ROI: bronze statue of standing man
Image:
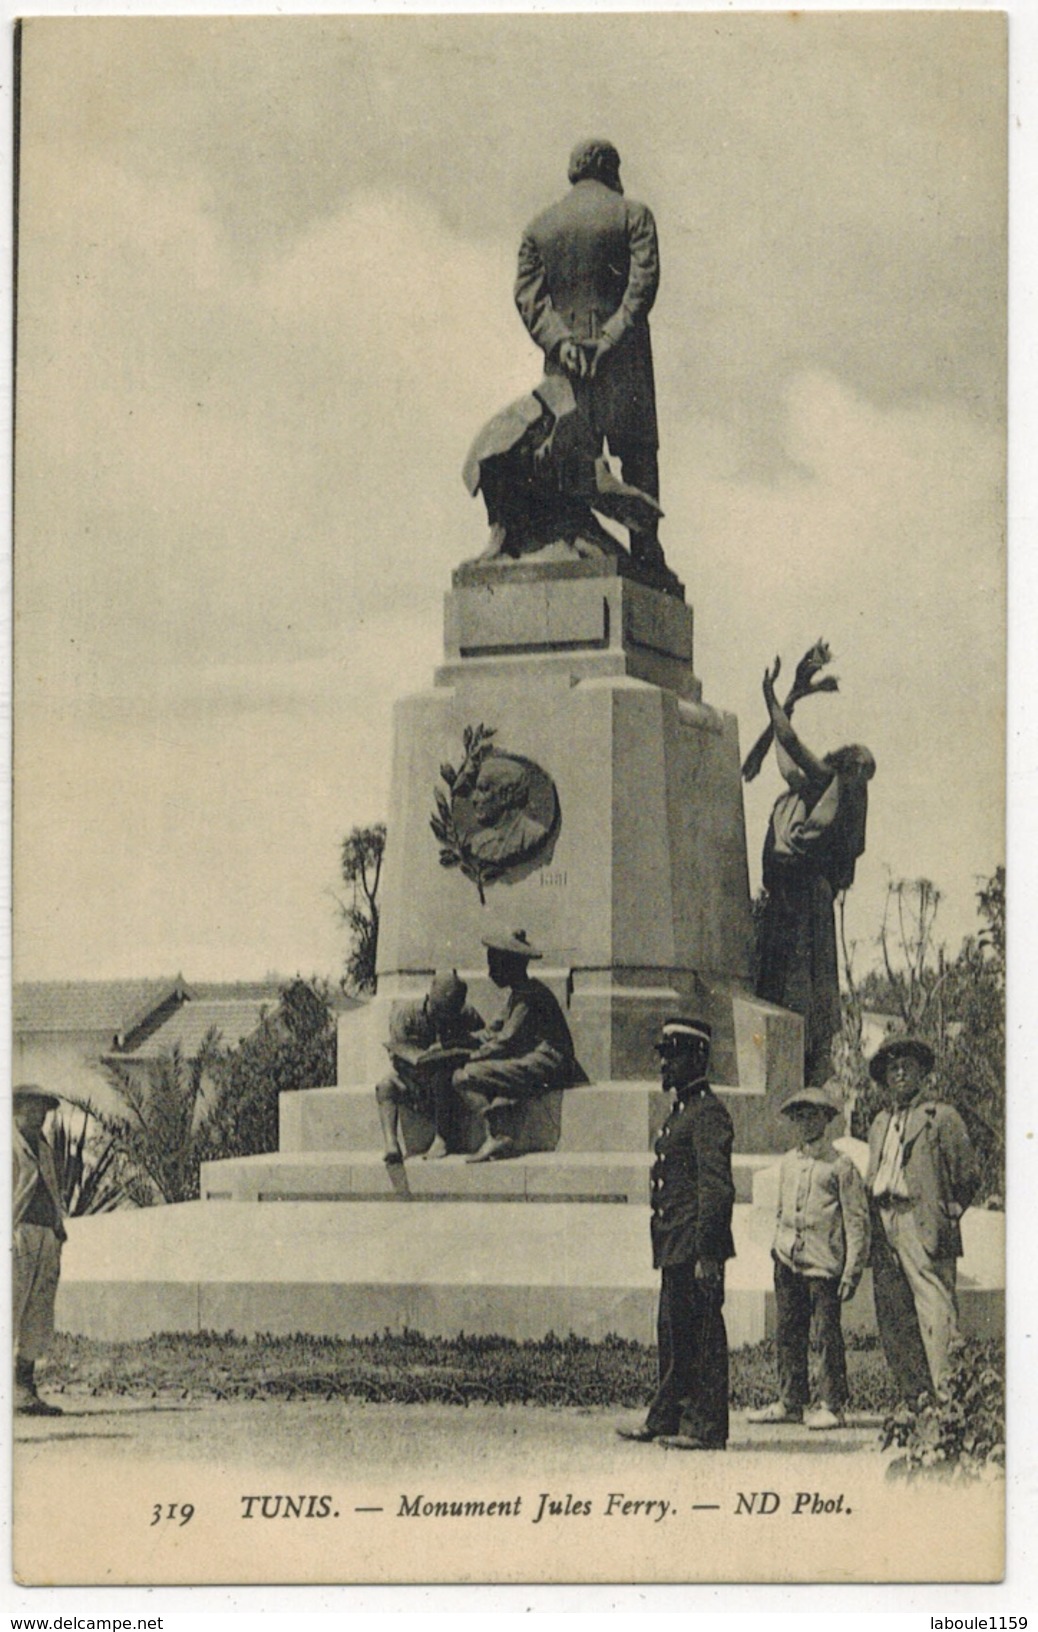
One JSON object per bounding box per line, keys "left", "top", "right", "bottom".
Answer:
{"left": 514, "top": 139, "right": 666, "bottom": 577}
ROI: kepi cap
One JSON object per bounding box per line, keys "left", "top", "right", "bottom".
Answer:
{"left": 654, "top": 1017, "right": 712, "bottom": 1052}
{"left": 481, "top": 929, "right": 543, "bottom": 959}
{"left": 868, "top": 1034, "right": 935, "bottom": 1084}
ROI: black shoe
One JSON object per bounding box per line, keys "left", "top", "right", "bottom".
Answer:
{"left": 657, "top": 1434, "right": 725, "bottom": 1451}
{"left": 15, "top": 1393, "right": 63, "bottom": 1418}
{"left": 616, "top": 1424, "right": 660, "bottom": 1443}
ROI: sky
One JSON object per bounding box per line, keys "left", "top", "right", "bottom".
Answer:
{"left": 13, "top": 10, "right": 1007, "bottom": 983}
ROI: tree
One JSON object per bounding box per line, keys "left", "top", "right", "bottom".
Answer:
{"left": 94, "top": 1035, "right": 221, "bottom": 1204}
{"left": 80, "top": 982, "right": 338, "bottom": 1202}
{"left": 937, "top": 869, "right": 1005, "bottom": 1200}
{"left": 839, "top": 869, "right": 1005, "bottom": 1199}
{"left": 337, "top": 823, "right": 386, "bottom": 994}
{"left": 198, "top": 978, "right": 337, "bottom": 1164}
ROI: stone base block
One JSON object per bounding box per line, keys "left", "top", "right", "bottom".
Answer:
{"left": 200, "top": 1149, "right": 774, "bottom": 1207}
{"left": 54, "top": 1199, "right": 1002, "bottom": 1349}
{"left": 375, "top": 649, "right": 756, "bottom": 1059}
{"left": 440, "top": 569, "right": 700, "bottom": 702}
{"left": 280, "top": 1078, "right": 799, "bottom": 1160}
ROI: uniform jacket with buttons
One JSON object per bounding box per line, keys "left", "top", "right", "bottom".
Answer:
{"left": 514, "top": 177, "right": 659, "bottom": 449}
{"left": 866, "top": 1096, "right": 979, "bottom": 1260}
{"left": 650, "top": 1084, "right": 735, "bottom": 1270}
{"left": 772, "top": 1138, "right": 870, "bottom": 1290}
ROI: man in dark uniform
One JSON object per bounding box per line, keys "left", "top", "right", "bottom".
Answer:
{"left": 452, "top": 929, "right": 580, "bottom": 1163}
{"left": 617, "top": 1019, "right": 735, "bottom": 1449}
{"left": 514, "top": 138, "right": 667, "bottom": 577}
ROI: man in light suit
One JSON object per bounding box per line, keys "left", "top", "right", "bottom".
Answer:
{"left": 866, "top": 1037, "right": 979, "bottom": 1401}
{"left": 514, "top": 139, "right": 667, "bottom": 577}
{"left": 13, "top": 1086, "right": 68, "bottom": 1416}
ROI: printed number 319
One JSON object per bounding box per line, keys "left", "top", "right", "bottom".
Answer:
{"left": 151, "top": 1502, "right": 195, "bottom": 1526}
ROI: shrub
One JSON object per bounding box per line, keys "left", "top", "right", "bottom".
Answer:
{"left": 881, "top": 1337, "right": 1004, "bottom": 1479}
{"left": 49, "top": 1104, "right": 128, "bottom": 1215}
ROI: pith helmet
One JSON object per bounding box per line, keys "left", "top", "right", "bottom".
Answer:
{"left": 12, "top": 1084, "right": 61, "bottom": 1112}
{"left": 428, "top": 970, "right": 467, "bottom": 1011}
{"left": 780, "top": 1086, "right": 841, "bottom": 1119}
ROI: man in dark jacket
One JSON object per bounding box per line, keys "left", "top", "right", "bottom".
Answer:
{"left": 514, "top": 139, "right": 666, "bottom": 575}
{"left": 618, "top": 1019, "right": 736, "bottom": 1449}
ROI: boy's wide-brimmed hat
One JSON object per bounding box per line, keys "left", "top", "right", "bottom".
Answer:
{"left": 654, "top": 1017, "right": 712, "bottom": 1052}
{"left": 868, "top": 1035, "right": 935, "bottom": 1084}
{"left": 480, "top": 928, "right": 543, "bottom": 959}
{"left": 780, "top": 1086, "right": 841, "bottom": 1119}
{"left": 12, "top": 1084, "right": 62, "bottom": 1111}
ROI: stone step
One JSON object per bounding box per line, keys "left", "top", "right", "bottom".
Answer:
{"left": 278, "top": 1079, "right": 798, "bottom": 1159}
{"left": 54, "top": 1200, "right": 1004, "bottom": 1349}
{"left": 199, "top": 1149, "right": 777, "bottom": 1207}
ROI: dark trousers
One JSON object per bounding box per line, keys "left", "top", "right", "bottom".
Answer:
{"left": 645, "top": 1261, "right": 729, "bottom": 1446}
{"left": 453, "top": 1053, "right": 558, "bottom": 1141}
{"left": 773, "top": 1257, "right": 847, "bottom": 1410}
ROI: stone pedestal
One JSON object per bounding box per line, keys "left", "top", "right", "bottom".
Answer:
{"left": 341, "top": 556, "right": 788, "bottom": 1094}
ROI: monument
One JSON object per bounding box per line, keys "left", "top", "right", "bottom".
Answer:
{"left": 337, "top": 136, "right": 798, "bottom": 1112}
{"left": 186, "top": 140, "right": 814, "bottom": 1340}
{"left": 51, "top": 143, "right": 1002, "bottom": 1352}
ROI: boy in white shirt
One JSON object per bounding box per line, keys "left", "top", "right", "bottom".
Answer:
{"left": 749, "top": 1087, "right": 870, "bottom": 1430}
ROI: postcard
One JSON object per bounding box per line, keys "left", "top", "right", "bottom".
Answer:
{"left": 11, "top": 9, "right": 1008, "bottom": 1590}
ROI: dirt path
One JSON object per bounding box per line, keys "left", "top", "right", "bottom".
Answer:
{"left": 15, "top": 1398, "right": 1001, "bottom": 1588}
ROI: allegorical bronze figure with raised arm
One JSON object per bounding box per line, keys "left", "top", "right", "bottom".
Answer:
{"left": 755, "top": 656, "right": 876, "bottom": 1086}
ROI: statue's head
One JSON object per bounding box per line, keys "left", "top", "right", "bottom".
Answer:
{"left": 824, "top": 744, "right": 877, "bottom": 783}
{"left": 568, "top": 138, "right": 623, "bottom": 192}
{"left": 427, "top": 969, "right": 467, "bottom": 1023}
{"left": 471, "top": 755, "right": 531, "bottom": 827}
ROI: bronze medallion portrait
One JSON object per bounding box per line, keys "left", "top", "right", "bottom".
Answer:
{"left": 431, "top": 725, "right": 560, "bottom": 901}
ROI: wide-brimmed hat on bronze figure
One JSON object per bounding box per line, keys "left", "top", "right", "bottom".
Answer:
{"left": 779, "top": 1086, "right": 841, "bottom": 1119}
{"left": 868, "top": 1035, "right": 935, "bottom": 1085}
{"left": 480, "top": 928, "right": 543, "bottom": 960}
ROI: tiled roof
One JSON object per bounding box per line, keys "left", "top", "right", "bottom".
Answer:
{"left": 13, "top": 979, "right": 183, "bottom": 1036}
{"left": 187, "top": 981, "right": 285, "bottom": 1003}
{"left": 109, "top": 999, "right": 273, "bottom": 1061}
{"left": 15, "top": 977, "right": 363, "bottom": 1044}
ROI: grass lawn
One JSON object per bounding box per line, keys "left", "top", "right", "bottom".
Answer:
{"left": 46, "top": 1328, "right": 903, "bottom": 1411}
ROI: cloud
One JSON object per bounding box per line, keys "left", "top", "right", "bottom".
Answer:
{"left": 13, "top": 15, "right": 1006, "bottom": 978}
{"left": 17, "top": 150, "right": 534, "bottom": 710}
{"left": 667, "top": 370, "right": 1004, "bottom": 958}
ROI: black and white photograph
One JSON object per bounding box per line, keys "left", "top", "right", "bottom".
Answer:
{"left": 9, "top": 5, "right": 1014, "bottom": 1592}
